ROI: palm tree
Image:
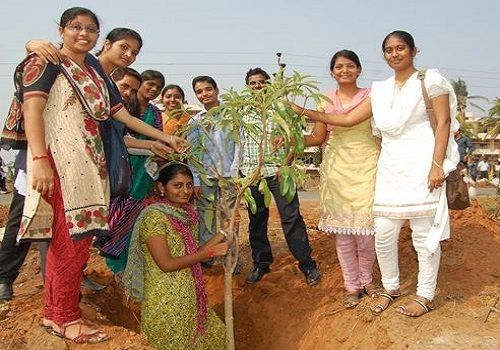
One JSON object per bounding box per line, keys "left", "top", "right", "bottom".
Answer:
{"left": 483, "top": 97, "right": 500, "bottom": 136}
{"left": 450, "top": 78, "right": 489, "bottom": 137}
{"left": 451, "top": 78, "right": 489, "bottom": 112}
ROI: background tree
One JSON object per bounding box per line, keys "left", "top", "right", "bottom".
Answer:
{"left": 450, "top": 78, "right": 489, "bottom": 136}
{"left": 483, "top": 97, "right": 500, "bottom": 137}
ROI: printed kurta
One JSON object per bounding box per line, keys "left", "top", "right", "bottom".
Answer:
{"left": 319, "top": 89, "right": 379, "bottom": 235}
{"left": 18, "top": 55, "right": 122, "bottom": 241}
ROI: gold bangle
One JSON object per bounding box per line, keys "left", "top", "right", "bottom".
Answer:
{"left": 432, "top": 160, "right": 443, "bottom": 170}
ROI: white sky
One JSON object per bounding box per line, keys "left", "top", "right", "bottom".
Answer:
{"left": 1, "top": 0, "right": 499, "bottom": 161}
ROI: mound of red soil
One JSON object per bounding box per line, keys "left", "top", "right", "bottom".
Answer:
{"left": 0, "top": 200, "right": 498, "bottom": 349}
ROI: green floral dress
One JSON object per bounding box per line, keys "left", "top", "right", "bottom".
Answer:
{"left": 138, "top": 208, "right": 226, "bottom": 350}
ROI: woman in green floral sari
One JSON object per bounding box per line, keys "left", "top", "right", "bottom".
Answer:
{"left": 124, "top": 163, "right": 228, "bottom": 350}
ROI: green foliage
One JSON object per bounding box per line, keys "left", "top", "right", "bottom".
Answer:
{"left": 258, "top": 179, "right": 272, "bottom": 208}
{"left": 483, "top": 97, "right": 500, "bottom": 137}
{"left": 451, "top": 78, "right": 490, "bottom": 137}
{"left": 203, "top": 207, "right": 214, "bottom": 233}
{"left": 183, "top": 69, "right": 324, "bottom": 218}
{"left": 243, "top": 187, "right": 257, "bottom": 214}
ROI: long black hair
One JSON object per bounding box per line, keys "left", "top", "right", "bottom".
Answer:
{"left": 95, "top": 27, "right": 143, "bottom": 56}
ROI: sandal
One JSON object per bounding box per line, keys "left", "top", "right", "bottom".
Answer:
{"left": 370, "top": 290, "right": 401, "bottom": 315}
{"left": 40, "top": 318, "right": 53, "bottom": 330}
{"left": 363, "top": 283, "right": 381, "bottom": 297}
{"left": 397, "top": 297, "right": 434, "bottom": 317}
{"left": 47, "top": 319, "right": 110, "bottom": 344}
{"left": 344, "top": 292, "right": 362, "bottom": 309}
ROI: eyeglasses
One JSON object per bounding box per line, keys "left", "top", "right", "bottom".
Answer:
{"left": 65, "top": 23, "right": 100, "bottom": 34}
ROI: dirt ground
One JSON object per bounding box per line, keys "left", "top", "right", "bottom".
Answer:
{"left": 0, "top": 200, "right": 498, "bottom": 350}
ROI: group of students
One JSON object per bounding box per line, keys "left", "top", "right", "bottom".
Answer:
{"left": 0, "top": 5, "right": 462, "bottom": 350}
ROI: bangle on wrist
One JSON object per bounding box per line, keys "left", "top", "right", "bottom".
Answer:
{"left": 432, "top": 159, "right": 443, "bottom": 170}
{"left": 33, "top": 154, "right": 49, "bottom": 161}
{"left": 205, "top": 248, "right": 215, "bottom": 259}
{"left": 219, "top": 230, "right": 228, "bottom": 239}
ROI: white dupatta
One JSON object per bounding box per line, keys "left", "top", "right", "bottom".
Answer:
{"left": 372, "top": 69, "right": 460, "bottom": 253}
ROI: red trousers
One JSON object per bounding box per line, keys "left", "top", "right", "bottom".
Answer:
{"left": 42, "top": 160, "right": 92, "bottom": 325}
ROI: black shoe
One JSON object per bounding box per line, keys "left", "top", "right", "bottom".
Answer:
{"left": 81, "top": 276, "right": 106, "bottom": 292}
{"left": 0, "top": 283, "right": 13, "bottom": 302}
{"left": 246, "top": 266, "right": 270, "bottom": 284}
{"left": 304, "top": 267, "right": 321, "bottom": 286}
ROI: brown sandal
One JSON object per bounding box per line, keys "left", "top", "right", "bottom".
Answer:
{"left": 363, "top": 283, "right": 381, "bottom": 297}
{"left": 344, "top": 292, "right": 362, "bottom": 309}
{"left": 397, "top": 297, "right": 434, "bottom": 317}
{"left": 47, "top": 319, "right": 110, "bottom": 344}
{"left": 370, "top": 290, "right": 401, "bottom": 315}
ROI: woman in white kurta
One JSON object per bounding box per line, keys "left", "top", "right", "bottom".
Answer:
{"left": 292, "top": 30, "right": 459, "bottom": 317}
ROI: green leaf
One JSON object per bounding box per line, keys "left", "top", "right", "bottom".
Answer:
{"left": 271, "top": 110, "right": 292, "bottom": 139}
{"left": 258, "top": 179, "right": 272, "bottom": 208}
{"left": 199, "top": 172, "right": 212, "bottom": 187}
{"left": 205, "top": 193, "right": 215, "bottom": 202}
{"left": 284, "top": 176, "right": 296, "bottom": 203}
{"left": 244, "top": 187, "right": 257, "bottom": 214}
{"left": 279, "top": 166, "right": 291, "bottom": 178}
{"left": 279, "top": 173, "right": 290, "bottom": 196}
{"left": 203, "top": 208, "right": 214, "bottom": 232}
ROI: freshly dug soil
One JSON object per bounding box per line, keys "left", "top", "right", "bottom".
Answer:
{"left": 0, "top": 200, "right": 498, "bottom": 349}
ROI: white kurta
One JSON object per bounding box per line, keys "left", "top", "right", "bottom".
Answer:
{"left": 371, "top": 69, "right": 459, "bottom": 251}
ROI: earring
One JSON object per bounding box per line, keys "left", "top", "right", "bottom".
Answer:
{"left": 160, "top": 191, "right": 165, "bottom": 198}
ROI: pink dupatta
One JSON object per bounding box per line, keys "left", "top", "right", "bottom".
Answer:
{"left": 323, "top": 88, "right": 371, "bottom": 131}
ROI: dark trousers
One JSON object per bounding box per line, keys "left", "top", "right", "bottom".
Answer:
{"left": 0, "top": 175, "right": 6, "bottom": 191}
{"left": 247, "top": 176, "right": 316, "bottom": 273}
{"left": 0, "top": 189, "right": 29, "bottom": 285}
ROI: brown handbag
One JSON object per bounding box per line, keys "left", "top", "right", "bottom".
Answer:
{"left": 417, "top": 70, "right": 470, "bottom": 210}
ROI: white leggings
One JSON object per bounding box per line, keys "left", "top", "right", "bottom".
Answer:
{"left": 374, "top": 217, "right": 441, "bottom": 300}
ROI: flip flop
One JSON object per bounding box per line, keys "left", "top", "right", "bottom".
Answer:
{"left": 397, "top": 297, "right": 434, "bottom": 317}
{"left": 46, "top": 319, "right": 110, "bottom": 344}
{"left": 370, "top": 291, "right": 401, "bottom": 315}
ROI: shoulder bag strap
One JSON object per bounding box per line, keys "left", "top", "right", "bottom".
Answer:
{"left": 417, "top": 69, "right": 437, "bottom": 134}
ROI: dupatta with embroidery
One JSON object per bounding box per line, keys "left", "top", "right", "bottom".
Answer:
{"left": 1, "top": 53, "right": 110, "bottom": 150}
